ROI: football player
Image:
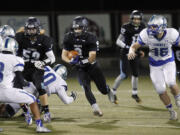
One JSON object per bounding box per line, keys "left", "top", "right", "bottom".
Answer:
{"left": 15, "top": 17, "right": 56, "bottom": 122}
{"left": 128, "top": 15, "right": 180, "bottom": 120}
{"left": 112, "top": 10, "right": 146, "bottom": 103}
{"left": 61, "top": 16, "right": 115, "bottom": 117}
{"left": 0, "top": 64, "right": 77, "bottom": 118}
{"left": 172, "top": 45, "right": 180, "bottom": 81}
{"left": 0, "top": 36, "right": 51, "bottom": 132}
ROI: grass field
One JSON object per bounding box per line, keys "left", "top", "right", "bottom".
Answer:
{"left": 1, "top": 76, "right": 180, "bottom": 135}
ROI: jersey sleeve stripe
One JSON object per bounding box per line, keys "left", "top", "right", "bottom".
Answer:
{"left": 15, "top": 64, "right": 24, "bottom": 67}
{"left": 137, "top": 36, "right": 145, "bottom": 46}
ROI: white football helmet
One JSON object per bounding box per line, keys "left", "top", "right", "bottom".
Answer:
{"left": 147, "top": 15, "right": 167, "bottom": 36}
{"left": 1, "top": 37, "right": 18, "bottom": 55}
{"left": 53, "top": 64, "right": 68, "bottom": 80}
{"left": 0, "top": 25, "right": 16, "bottom": 38}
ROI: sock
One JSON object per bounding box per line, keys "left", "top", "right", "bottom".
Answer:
{"left": 132, "top": 76, "right": 138, "bottom": 95}
{"left": 175, "top": 94, "right": 180, "bottom": 100}
{"left": 36, "top": 119, "right": 43, "bottom": 127}
{"left": 92, "top": 103, "right": 99, "bottom": 111}
{"left": 21, "top": 104, "right": 28, "bottom": 113}
{"left": 166, "top": 104, "right": 173, "bottom": 112}
{"left": 42, "top": 105, "right": 49, "bottom": 113}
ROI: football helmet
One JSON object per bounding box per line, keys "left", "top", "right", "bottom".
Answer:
{"left": 1, "top": 37, "right": 18, "bottom": 55}
{"left": 72, "top": 16, "right": 88, "bottom": 36}
{"left": 24, "top": 17, "right": 41, "bottom": 37}
{"left": 147, "top": 15, "right": 167, "bottom": 36}
{"left": 0, "top": 25, "right": 15, "bottom": 38}
{"left": 130, "top": 10, "right": 143, "bottom": 26}
{"left": 53, "top": 64, "right": 68, "bottom": 80}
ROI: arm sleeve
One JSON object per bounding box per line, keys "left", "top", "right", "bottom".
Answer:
{"left": 63, "top": 34, "right": 73, "bottom": 51}
{"left": 137, "top": 29, "right": 147, "bottom": 46}
{"left": 88, "top": 34, "right": 98, "bottom": 51}
{"left": 13, "top": 71, "right": 27, "bottom": 89}
{"left": 15, "top": 33, "right": 23, "bottom": 57}
{"left": 44, "top": 50, "right": 56, "bottom": 65}
{"left": 43, "top": 36, "right": 54, "bottom": 52}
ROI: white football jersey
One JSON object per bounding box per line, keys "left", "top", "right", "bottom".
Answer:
{"left": 137, "top": 28, "right": 180, "bottom": 66}
{"left": 43, "top": 66, "right": 67, "bottom": 95}
{"left": 0, "top": 53, "right": 24, "bottom": 88}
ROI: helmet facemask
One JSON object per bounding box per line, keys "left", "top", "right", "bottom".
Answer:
{"left": 147, "top": 15, "right": 167, "bottom": 36}
{"left": 130, "top": 10, "right": 143, "bottom": 27}
{"left": 0, "top": 25, "right": 15, "bottom": 39}
{"left": 24, "top": 17, "right": 41, "bottom": 39}
{"left": 72, "top": 16, "right": 88, "bottom": 36}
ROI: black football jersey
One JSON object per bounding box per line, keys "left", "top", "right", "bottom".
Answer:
{"left": 63, "top": 32, "right": 99, "bottom": 59}
{"left": 120, "top": 22, "right": 146, "bottom": 47}
{"left": 15, "top": 32, "right": 53, "bottom": 68}
{"left": 173, "top": 46, "right": 180, "bottom": 69}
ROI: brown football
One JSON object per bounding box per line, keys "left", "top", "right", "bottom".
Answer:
{"left": 68, "top": 50, "right": 79, "bottom": 60}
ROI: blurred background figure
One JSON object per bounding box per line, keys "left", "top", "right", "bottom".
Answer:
{"left": 112, "top": 10, "right": 146, "bottom": 103}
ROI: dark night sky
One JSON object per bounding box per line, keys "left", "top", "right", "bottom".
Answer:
{"left": 0, "top": 0, "right": 179, "bottom": 12}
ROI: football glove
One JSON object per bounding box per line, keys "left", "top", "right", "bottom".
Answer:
{"left": 70, "top": 55, "right": 80, "bottom": 65}
{"left": 34, "top": 61, "right": 45, "bottom": 70}
{"left": 78, "top": 59, "right": 90, "bottom": 67}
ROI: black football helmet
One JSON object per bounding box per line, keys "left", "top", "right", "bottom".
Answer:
{"left": 24, "top": 17, "right": 41, "bottom": 37}
{"left": 72, "top": 16, "right": 88, "bottom": 35}
{"left": 130, "top": 10, "right": 143, "bottom": 26}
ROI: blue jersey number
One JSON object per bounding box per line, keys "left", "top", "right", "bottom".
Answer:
{"left": 153, "top": 48, "right": 168, "bottom": 57}
{"left": 44, "top": 66, "right": 56, "bottom": 86}
{"left": 0, "top": 62, "right": 5, "bottom": 82}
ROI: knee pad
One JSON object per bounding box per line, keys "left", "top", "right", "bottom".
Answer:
{"left": 120, "top": 72, "right": 127, "bottom": 80}
{"left": 167, "top": 81, "right": 176, "bottom": 88}
{"left": 154, "top": 84, "right": 166, "bottom": 94}
{"left": 38, "top": 88, "right": 47, "bottom": 96}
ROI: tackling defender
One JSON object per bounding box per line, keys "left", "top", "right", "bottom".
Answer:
{"left": 0, "top": 36, "right": 50, "bottom": 132}
{"left": 0, "top": 64, "right": 77, "bottom": 118}
{"left": 128, "top": 15, "right": 180, "bottom": 120}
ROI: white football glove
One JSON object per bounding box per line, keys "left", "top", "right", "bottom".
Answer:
{"left": 34, "top": 61, "right": 45, "bottom": 70}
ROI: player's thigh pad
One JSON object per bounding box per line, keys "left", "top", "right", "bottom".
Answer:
{"left": 150, "top": 65, "right": 166, "bottom": 94}
{"left": 0, "top": 88, "right": 36, "bottom": 105}
{"left": 163, "top": 61, "right": 176, "bottom": 87}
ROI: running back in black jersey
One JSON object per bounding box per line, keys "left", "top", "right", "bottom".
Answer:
{"left": 63, "top": 31, "right": 99, "bottom": 60}
{"left": 16, "top": 32, "right": 53, "bottom": 68}
{"left": 121, "top": 22, "right": 146, "bottom": 47}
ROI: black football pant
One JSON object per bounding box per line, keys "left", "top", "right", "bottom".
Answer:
{"left": 121, "top": 53, "right": 139, "bottom": 77}
{"left": 77, "top": 63, "right": 110, "bottom": 105}
{"left": 23, "top": 67, "right": 46, "bottom": 96}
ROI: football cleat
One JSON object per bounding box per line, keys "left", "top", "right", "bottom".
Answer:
{"left": 71, "top": 91, "right": 77, "bottom": 101}
{"left": 93, "top": 109, "right": 103, "bottom": 117}
{"left": 36, "top": 126, "right": 51, "bottom": 133}
{"left": 114, "top": 95, "right": 119, "bottom": 104}
{"left": 132, "top": 94, "right": 142, "bottom": 103}
{"left": 24, "top": 112, "right": 32, "bottom": 125}
{"left": 43, "top": 112, "right": 51, "bottom": 123}
{"left": 169, "top": 110, "right": 178, "bottom": 121}
{"left": 175, "top": 98, "right": 180, "bottom": 109}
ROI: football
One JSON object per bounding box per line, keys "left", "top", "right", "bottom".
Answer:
{"left": 68, "top": 50, "right": 79, "bottom": 60}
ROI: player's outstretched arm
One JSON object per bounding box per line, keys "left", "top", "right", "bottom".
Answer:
{"left": 128, "top": 42, "right": 141, "bottom": 60}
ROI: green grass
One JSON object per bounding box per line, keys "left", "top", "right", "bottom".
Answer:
{"left": 1, "top": 76, "right": 180, "bottom": 135}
